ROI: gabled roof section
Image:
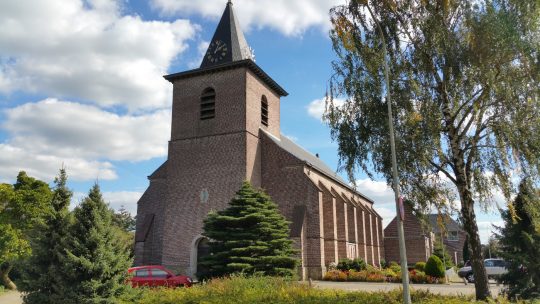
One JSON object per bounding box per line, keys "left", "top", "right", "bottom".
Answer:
{"left": 427, "top": 214, "right": 463, "bottom": 233}
{"left": 260, "top": 129, "right": 375, "bottom": 204}
{"left": 200, "top": 1, "right": 253, "bottom": 68}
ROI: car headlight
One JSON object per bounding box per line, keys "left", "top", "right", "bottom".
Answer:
{"left": 187, "top": 277, "right": 192, "bottom": 283}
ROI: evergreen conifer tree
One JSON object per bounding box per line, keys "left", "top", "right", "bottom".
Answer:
{"left": 199, "top": 181, "right": 298, "bottom": 279}
{"left": 59, "top": 184, "right": 132, "bottom": 303}
{"left": 496, "top": 179, "right": 540, "bottom": 299}
{"left": 18, "top": 168, "right": 72, "bottom": 304}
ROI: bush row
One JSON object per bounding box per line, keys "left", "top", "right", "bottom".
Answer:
{"left": 323, "top": 269, "right": 442, "bottom": 284}
{"left": 121, "top": 275, "right": 526, "bottom": 304}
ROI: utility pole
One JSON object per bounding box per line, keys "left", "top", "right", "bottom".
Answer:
{"left": 365, "top": 4, "right": 411, "bottom": 304}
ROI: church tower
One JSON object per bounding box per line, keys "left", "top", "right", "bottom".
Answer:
{"left": 134, "top": 1, "right": 288, "bottom": 276}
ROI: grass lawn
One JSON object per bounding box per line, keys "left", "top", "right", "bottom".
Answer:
{"left": 119, "top": 275, "right": 538, "bottom": 304}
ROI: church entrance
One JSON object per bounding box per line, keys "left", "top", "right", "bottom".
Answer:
{"left": 190, "top": 237, "right": 210, "bottom": 277}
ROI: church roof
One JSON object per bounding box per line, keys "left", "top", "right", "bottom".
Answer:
{"left": 200, "top": 0, "right": 253, "bottom": 68}
{"left": 261, "top": 129, "right": 375, "bottom": 205}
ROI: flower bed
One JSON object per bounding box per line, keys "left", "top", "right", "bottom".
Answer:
{"left": 323, "top": 267, "right": 443, "bottom": 284}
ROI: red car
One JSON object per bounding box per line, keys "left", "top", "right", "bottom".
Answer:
{"left": 127, "top": 265, "right": 192, "bottom": 288}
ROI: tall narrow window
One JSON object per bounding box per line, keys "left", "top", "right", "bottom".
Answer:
{"left": 261, "top": 95, "right": 268, "bottom": 126}
{"left": 200, "top": 88, "right": 215, "bottom": 120}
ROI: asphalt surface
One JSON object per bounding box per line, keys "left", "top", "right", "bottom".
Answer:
{"left": 312, "top": 280, "right": 505, "bottom": 297}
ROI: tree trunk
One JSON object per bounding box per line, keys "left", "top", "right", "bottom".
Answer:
{"left": 0, "top": 262, "right": 17, "bottom": 290}
{"left": 457, "top": 180, "right": 491, "bottom": 300}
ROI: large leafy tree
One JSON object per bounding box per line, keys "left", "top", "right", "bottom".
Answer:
{"left": 199, "top": 182, "right": 298, "bottom": 279}
{"left": 0, "top": 172, "right": 53, "bottom": 290}
{"left": 327, "top": 0, "right": 539, "bottom": 300}
{"left": 58, "top": 184, "right": 132, "bottom": 303}
{"left": 496, "top": 179, "right": 540, "bottom": 299}
{"left": 18, "top": 169, "right": 72, "bottom": 304}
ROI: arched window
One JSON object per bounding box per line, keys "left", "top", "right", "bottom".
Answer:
{"left": 261, "top": 95, "right": 268, "bottom": 126}
{"left": 200, "top": 88, "right": 215, "bottom": 120}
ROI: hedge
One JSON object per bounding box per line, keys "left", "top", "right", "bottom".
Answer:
{"left": 120, "top": 275, "right": 529, "bottom": 304}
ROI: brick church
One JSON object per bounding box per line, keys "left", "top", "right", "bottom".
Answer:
{"left": 134, "top": 1, "right": 384, "bottom": 280}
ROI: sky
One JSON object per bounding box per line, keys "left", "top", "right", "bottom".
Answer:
{"left": 0, "top": 0, "right": 503, "bottom": 243}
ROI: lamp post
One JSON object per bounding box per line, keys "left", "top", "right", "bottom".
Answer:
{"left": 365, "top": 4, "right": 411, "bottom": 304}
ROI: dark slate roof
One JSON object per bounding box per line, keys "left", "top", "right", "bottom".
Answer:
{"left": 261, "top": 129, "right": 375, "bottom": 204}
{"left": 427, "top": 214, "right": 463, "bottom": 233}
{"left": 200, "top": 1, "right": 252, "bottom": 68}
{"left": 164, "top": 59, "right": 288, "bottom": 96}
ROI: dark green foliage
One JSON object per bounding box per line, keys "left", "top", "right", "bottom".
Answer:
{"left": 57, "top": 184, "right": 133, "bottom": 303}
{"left": 113, "top": 206, "right": 136, "bottom": 232}
{"left": 415, "top": 262, "right": 426, "bottom": 272}
{"left": 425, "top": 256, "right": 445, "bottom": 278}
{"left": 336, "top": 258, "right": 366, "bottom": 271}
{"left": 433, "top": 240, "right": 454, "bottom": 268}
{"left": 199, "top": 182, "right": 298, "bottom": 279}
{"left": 496, "top": 179, "right": 540, "bottom": 299}
{"left": 380, "top": 259, "right": 388, "bottom": 269}
{"left": 18, "top": 169, "right": 72, "bottom": 304}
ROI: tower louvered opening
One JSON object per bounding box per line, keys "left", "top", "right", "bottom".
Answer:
{"left": 201, "top": 88, "right": 216, "bottom": 120}
{"left": 261, "top": 95, "right": 268, "bottom": 126}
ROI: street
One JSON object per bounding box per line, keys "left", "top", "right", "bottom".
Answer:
{"left": 312, "top": 281, "right": 504, "bottom": 297}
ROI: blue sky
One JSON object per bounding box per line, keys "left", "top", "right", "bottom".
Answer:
{"left": 0, "top": 0, "right": 502, "bottom": 242}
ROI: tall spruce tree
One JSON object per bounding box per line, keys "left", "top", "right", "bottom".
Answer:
{"left": 59, "top": 184, "right": 132, "bottom": 303}
{"left": 18, "top": 168, "right": 72, "bottom": 304}
{"left": 496, "top": 179, "right": 540, "bottom": 299}
{"left": 199, "top": 182, "right": 298, "bottom": 279}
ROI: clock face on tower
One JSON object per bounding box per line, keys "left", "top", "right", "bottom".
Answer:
{"left": 206, "top": 40, "right": 228, "bottom": 63}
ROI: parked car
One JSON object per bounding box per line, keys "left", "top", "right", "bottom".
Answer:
{"left": 458, "top": 259, "right": 507, "bottom": 283}
{"left": 127, "top": 265, "right": 193, "bottom": 288}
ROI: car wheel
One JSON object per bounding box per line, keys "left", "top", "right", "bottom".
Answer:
{"left": 466, "top": 273, "right": 475, "bottom": 283}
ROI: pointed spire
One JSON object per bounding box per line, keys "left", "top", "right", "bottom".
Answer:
{"left": 200, "top": 1, "right": 253, "bottom": 68}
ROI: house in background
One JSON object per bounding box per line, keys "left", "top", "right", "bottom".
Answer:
{"left": 427, "top": 214, "right": 467, "bottom": 265}
{"left": 383, "top": 203, "right": 434, "bottom": 265}
{"left": 383, "top": 203, "right": 467, "bottom": 265}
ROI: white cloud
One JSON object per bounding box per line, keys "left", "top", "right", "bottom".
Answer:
{"left": 0, "top": 0, "right": 198, "bottom": 111}
{"left": 72, "top": 190, "right": 142, "bottom": 215}
{"left": 3, "top": 98, "right": 170, "bottom": 162}
{"left": 307, "top": 97, "right": 345, "bottom": 121}
{"left": 0, "top": 98, "right": 170, "bottom": 182}
{"left": 188, "top": 41, "right": 210, "bottom": 69}
{"left": 150, "top": 0, "right": 344, "bottom": 37}
{"left": 0, "top": 143, "right": 117, "bottom": 183}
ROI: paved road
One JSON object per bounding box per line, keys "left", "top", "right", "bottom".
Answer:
{"left": 0, "top": 291, "right": 23, "bottom": 304}
{"left": 312, "top": 281, "right": 504, "bottom": 297}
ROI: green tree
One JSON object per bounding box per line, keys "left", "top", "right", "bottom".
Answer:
{"left": 425, "top": 255, "right": 445, "bottom": 278}
{"left": 112, "top": 206, "right": 136, "bottom": 232}
{"left": 327, "top": 0, "right": 539, "bottom": 299}
{"left": 18, "top": 169, "right": 72, "bottom": 304}
{"left": 0, "top": 172, "right": 53, "bottom": 290}
{"left": 199, "top": 182, "right": 298, "bottom": 279}
{"left": 495, "top": 179, "right": 540, "bottom": 299}
{"left": 58, "top": 184, "right": 132, "bottom": 303}
{"left": 433, "top": 239, "right": 454, "bottom": 268}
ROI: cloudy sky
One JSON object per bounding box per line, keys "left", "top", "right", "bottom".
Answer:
{"left": 0, "top": 0, "right": 502, "bottom": 242}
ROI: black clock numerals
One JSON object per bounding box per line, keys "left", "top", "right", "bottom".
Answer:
{"left": 206, "top": 40, "right": 228, "bottom": 63}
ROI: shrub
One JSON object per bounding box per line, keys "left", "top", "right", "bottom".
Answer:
{"left": 380, "top": 259, "right": 389, "bottom": 269}
{"left": 323, "top": 270, "right": 347, "bottom": 281}
{"left": 390, "top": 264, "right": 402, "bottom": 274}
{"left": 425, "top": 255, "right": 445, "bottom": 278}
{"left": 119, "top": 275, "right": 510, "bottom": 304}
{"left": 347, "top": 270, "right": 367, "bottom": 281}
{"left": 336, "top": 259, "right": 352, "bottom": 271}
{"left": 415, "top": 262, "right": 426, "bottom": 272}
{"left": 409, "top": 270, "right": 428, "bottom": 284}
{"left": 350, "top": 258, "right": 367, "bottom": 271}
